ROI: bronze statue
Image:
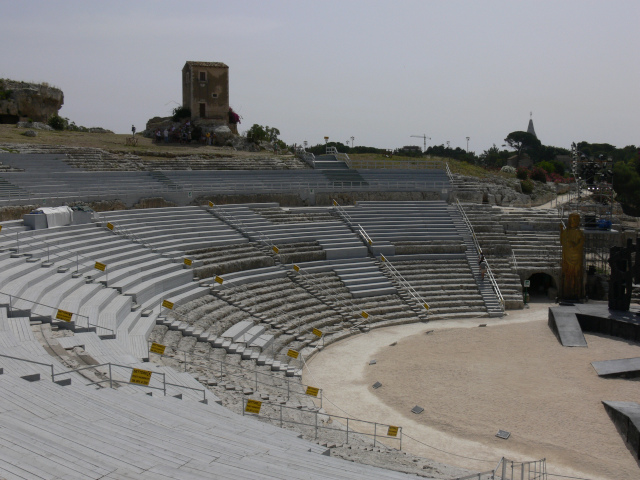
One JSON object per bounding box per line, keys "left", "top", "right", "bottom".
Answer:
{"left": 560, "top": 213, "right": 585, "bottom": 300}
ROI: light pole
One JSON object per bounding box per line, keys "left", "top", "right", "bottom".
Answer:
{"left": 350, "top": 136, "right": 354, "bottom": 148}
{"left": 466, "top": 137, "right": 470, "bottom": 153}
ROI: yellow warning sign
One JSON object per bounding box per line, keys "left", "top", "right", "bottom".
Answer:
{"left": 423, "top": 303, "right": 429, "bottom": 310}
{"left": 333, "top": 199, "right": 338, "bottom": 206}
{"left": 287, "top": 349, "right": 299, "bottom": 359}
{"left": 272, "top": 246, "right": 279, "bottom": 254}
{"left": 361, "top": 311, "right": 369, "bottom": 319}
{"left": 55, "top": 309, "right": 73, "bottom": 322}
{"left": 130, "top": 368, "right": 152, "bottom": 386}
{"left": 368, "top": 239, "right": 373, "bottom": 245}
{"left": 161, "top": 299, "right": 174, "bottom": 310}
{"left": 387, "top": 425, "right": 399, "bottom": 437}
{"left": 208, "top": 201, "right": 214, "bottom": 207}
{"left": 149, "top": 343, "right": 166, "bottom": 355}
{"left": 293, "top": 264, "right": 300, "bottom": 272}
{"left": 245, "top": 399, "right": 262, "bottom": 414}
{"left": 106, "top": 222, "right": 114, "bottom": 231}
{"left": 306, "top": 386, "right": 319, "bottom": 397}
{"left": 380, "top": 254, "right": 386, "bottom": 262}
{"left": 312, "top": 328, "right": 323, "bottom": 338}
{"left": 214, "top": 275, "right": 224, "bottom": 285}
{"left": 183, "top": 258, "right": 192, "bottom": 266}
{"left": 0, "top": 225, "right": 3, "bottom": 232}
{"left": 94, "top": 262, "right": 106, "bottom": 272}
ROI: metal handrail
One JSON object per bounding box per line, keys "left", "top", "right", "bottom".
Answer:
{"left": 291, "top": 263, "right": 373, "bottom": 331}
{"left": 0, "top": 221, "right": 94, "bottom": 269}
{"left": 0, "top": 291, "right": 114, "bottom": 335}
{"left": 456, "top": 200, "right": 505, "bottom": 311}
{"left": 357, "top": 224, "right": 373, "bottom": 248}
{"left": 207, "top": 202, "right": 279, "bottom": 253}
{"left": 379, "top": 254, "right": 430, "bottom": 313}
{"left": 0, "top": 352, "right": 55, "bottom": 381}
{"left": 242, "top": 397, "right": 402, "bottom": 450}
{"left": 53, "top": 361, "right": 207, "bottom": 401}
{"left": 445, "top": 161, "right": 455, "bottom": 185}
{"left": 332, "top": 198, "right": 354, "bottom": 227}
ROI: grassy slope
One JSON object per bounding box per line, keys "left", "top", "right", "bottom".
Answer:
{"left": 0, "top": 124, "right": 282, "bottom": 161}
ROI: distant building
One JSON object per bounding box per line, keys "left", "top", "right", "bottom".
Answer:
{"left": 527, "top": 115, "right": 537, "bottom": 138}
{"left": 398, "top": 145, "right": 422, "bottom": 155}
{"left": 182, "top": 61, "right": 230, "bottom": 126}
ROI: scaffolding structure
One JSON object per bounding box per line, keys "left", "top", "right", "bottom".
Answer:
{"left": 559, "top": 143, "right": 620, "bottom": 275}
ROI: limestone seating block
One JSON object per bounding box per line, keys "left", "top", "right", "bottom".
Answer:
{"left": 324, "top": 246, "right": 368, "bottom": 260}
{"left": 124, "top": 269, "right": 194, "bottom": 306}
{"left": 220, "top": 320, "right": 254, "bottom": 341}
{"left": 110, "top": 263, "right": 183, "bottom": 291}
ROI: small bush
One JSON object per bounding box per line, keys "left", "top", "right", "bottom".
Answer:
{"left": 171, "top": 106, "right": 191, "bottom": 122}
{"left": 516, "top": 167, "right": 528, "bottom": 180}
{"left": 530, "top": 167, "right": 547, "bottom": 183}
{"left": 47, "top": 115, "right": 67, "bottom": 131}
{"left": 500, "top": 165, "right": 516, "bottom": 174}
{"left": 520, "top": 179, "right": 534, "bottom": 194}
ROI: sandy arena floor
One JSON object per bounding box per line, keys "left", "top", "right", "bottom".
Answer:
{"left": 304, "top": 301, "right": 640, "bottom": 480}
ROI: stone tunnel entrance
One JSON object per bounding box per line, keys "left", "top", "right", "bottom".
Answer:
{"left": 526, "top": 272, "right": 557, "bottom": 300}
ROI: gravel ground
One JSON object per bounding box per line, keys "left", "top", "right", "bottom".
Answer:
{"left": 304, "top": 300, "right": 640, "bottom": 480}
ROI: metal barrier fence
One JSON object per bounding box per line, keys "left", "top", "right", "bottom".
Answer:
{"left": 349, "top": 158, "right": 444, "bottom": 170}
{"left": 451, "top": 457, "right": 547, "bottom": 480}
{"left": 0, "top": 353, "right": 207, "bottom": 402}
{"left": 241, "top": 397, "right": 402, "bottom": 450}
{"left": 150, "top": 346, "right": 322, "bottom": 407}
{"left": 0, "top": 221, "right": 95, "bottom": 269}
{"left": 0, "top": 291, "right": 114, "bottom": 336}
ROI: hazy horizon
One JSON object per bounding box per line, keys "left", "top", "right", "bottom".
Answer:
{"left": 1, "top": 1, "right": 638, "bottom": 154}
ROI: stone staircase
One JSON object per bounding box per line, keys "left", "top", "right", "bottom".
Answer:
{"left": 450, "top": 206, "right": 504, "bottom": 317}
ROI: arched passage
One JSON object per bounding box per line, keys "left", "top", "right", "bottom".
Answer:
{"left": 527, "top": 272, "right": 557, "bottom": 299}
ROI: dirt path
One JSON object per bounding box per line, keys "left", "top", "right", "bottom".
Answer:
{"left": 304, "top": 302, "right": 640, "bottom": 480}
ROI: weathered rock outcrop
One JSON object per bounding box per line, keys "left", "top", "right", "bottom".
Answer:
{"left": 0, "top": 79, "right": 63, "bottom": 123}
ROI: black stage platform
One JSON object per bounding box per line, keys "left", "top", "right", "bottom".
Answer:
{"left": 548, "top": 303, "right": 640, "bottom": 347}
{"left": 592, "top": 357, "right": 640, "bottom": 378}
{"left": 602, "top": 401, "right": 640, "bottom": 460}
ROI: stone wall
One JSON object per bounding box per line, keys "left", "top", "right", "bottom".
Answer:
{"left": 0, "top": 79, "right": 63, "bottom": 123}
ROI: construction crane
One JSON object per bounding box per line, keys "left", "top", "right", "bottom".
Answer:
{"left": 410, "top": 134, "right": 431, "bottom": 152}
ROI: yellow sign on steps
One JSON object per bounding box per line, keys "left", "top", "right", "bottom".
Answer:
{"left": 130, "top": 368, "right": 152, "bottom": 386}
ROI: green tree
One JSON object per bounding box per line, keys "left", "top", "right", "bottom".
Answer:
{"left": 479, "top": 144, "right": 510, "bottom": 167}
{"left": 504, "top": 131, "right": 542, "bottom": 160}
{"left": 246, "top": 124, "right": 281, "bottom": 144}
{"left": 613, "top": 161, "right": 640, "bottom": 215}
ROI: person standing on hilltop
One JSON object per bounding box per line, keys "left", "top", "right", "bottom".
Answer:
{"left": 163, "top": 128, "right": 169, "bottom": 143}
{"left": 131, "top": 124, "right": 136, "bottom": 137}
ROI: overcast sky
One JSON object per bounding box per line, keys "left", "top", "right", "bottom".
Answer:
{"left": 2, "top": 1, "right": 638, "bottom": 153}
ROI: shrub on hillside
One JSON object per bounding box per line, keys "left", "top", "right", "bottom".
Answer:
{"left": 47, "top": 115, "right": 67, "bottom": 131}
{"left": 520, "top": 179, "right": 534, "bottom": 194}
{"left": 530, "top": 167, "right": 547, "bottom": 183}
{"left": 171, "top": 106, "right": 191, "bottom": 122}
{"left": 516, "top": 167, "right": 528, "bottom": 180}
{"left": 500, "top": 165, "right": 516, "bottom": 174}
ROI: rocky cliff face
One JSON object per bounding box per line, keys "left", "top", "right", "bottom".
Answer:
{"left": 0, "top": 79, "right": 64, "bottom": 123}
